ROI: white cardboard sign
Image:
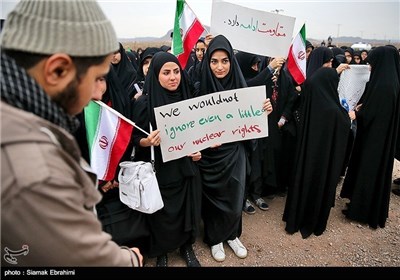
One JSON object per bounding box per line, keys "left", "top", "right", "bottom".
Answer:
{"left": 210, "top": 0, "right": 295, "bottom": 58}
{"left": 154, "top": 86, "right": 269, "bottom": 162}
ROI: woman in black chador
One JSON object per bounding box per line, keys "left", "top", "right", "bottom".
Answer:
{"left": 340, "top": 46, "right": 400, "bottom": 229}
{"left": 111, "top": 42, "right": 137, "bottom": 99}
{"left": 283, "top": 67, "right": 351, "bottom": 238}
{"left": 194, "top": 35, "right": 273, "bottom": 262}
{"left": 132, "top": 52, "right": 202, "bottom": 267}
{"left": 235, "top": 51, "right": 296, "bottom": 208}
{"left": 130, "top": 47, "right": 161, "bottom": 99}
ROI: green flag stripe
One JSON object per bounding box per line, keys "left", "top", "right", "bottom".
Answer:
{"left": 84, "top": 101, "right": 101, "bottom": 155}
{"left": 176, "top": 0, "right": 184, "bottom": 17}
{"left": 172, "top": 0, "right": 185, "bottom": 55}
{"left": 299, "top": 24, "right": 306, "bottom": 45}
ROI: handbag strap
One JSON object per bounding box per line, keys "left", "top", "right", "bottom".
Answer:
{"left": 150, "top": 123, "right": 155, "bottom": 171}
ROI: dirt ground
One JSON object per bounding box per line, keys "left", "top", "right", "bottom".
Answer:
{"left": 145, "top": 161, "right": 400, "bottom": 267}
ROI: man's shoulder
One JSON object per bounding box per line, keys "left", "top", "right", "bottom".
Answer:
{"left": 1, "top": 102, "right": 53, "bottom": 143}
{"left": 1, "top": 102, "right": 76, "bottom": 147}
{"left": 1, "top": 103, "right": 80, "bottom": 191}
{"left": 2, "top": 106, "right": 52, "bottom": 188}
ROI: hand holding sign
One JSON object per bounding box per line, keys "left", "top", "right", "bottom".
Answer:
{"left": 154, "top": 86, "right": 269, "bottom": 162}
{"left": 263, "top": 98, "right": 273, "bottom": 113}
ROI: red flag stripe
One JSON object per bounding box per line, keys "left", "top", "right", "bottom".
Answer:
{"left": 177, "top": 19, "right": 204, "bottom": 69}
{"left": 103, "top": 119, "right": 133, "bottom": 181}
{"left": 287, "top": 45, "right": 306, "bottom": 85}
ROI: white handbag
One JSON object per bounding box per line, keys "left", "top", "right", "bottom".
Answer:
{"left": 118, "top": 125, "right": 164, "bottom": 214}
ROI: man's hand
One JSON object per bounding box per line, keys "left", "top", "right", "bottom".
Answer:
{"left": 131, "top": 247, "right": 143, "bottom": 267}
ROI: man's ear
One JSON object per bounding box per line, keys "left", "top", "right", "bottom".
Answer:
{"left": 43, "top": 54, "right": 75, "bottom": 87}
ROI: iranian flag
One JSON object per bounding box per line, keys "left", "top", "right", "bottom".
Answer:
{"left": 84, "top": 101, "right": 133, "bottom": 181}
{"left": 172, "top": 0, "right": 205, "bottom": 69}
{"left": 287, "top": 24, "right": 307, "bottom": 85}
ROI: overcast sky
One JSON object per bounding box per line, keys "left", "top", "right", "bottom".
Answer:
{"left": 1, "top": 0, "right": 399, "bottom": 42}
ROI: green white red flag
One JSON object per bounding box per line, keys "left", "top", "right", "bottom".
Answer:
{"left": 84, "top": 101, "right": 133, "bottom": 181}
{"left": 287, "top": 24, "right": 307, "bottom": 85}
{"left": 172, "top": 0, "right": 205, "bottom": 68}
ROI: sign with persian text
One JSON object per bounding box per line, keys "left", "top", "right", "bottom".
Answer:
{"left": 154, "top": 86, "right": 268, "bottom": 162}
{"left": 210, "top": 0, "right": 295, "bottom": 58}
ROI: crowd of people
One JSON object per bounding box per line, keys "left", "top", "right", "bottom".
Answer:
{"left": 2, "top": 0, "right": 400, "bottom": 268}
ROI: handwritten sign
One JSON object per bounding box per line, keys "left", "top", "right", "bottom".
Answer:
{"left": 154, "top": 86, "right": 268, "bottom": 162}
{"left": 210, "top": 0, "right": 295, "bottom": 58}
{"left": 338, "top": 65, "right": 370, "bottom": 111}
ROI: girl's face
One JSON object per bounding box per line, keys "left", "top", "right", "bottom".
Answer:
{"left": 210, "top": 50, "right": 230, "bottom": 79}
{"left": 142, "top": 57, "right": 152, "bottom": 77}
{"left": 345, "top": 51, "right": 352, "bottom": 64}
{"left": 91, "top": 76, "right": 107, "bottom": 101}
{"left": 158, "top": 62, "right": 181, "bottom": 91}
{"left": 361, "top": 51, "right": 368, "bottom": 61}
{"left": 111, "top": 50, "right": 121, "bottom": 65}
{"left": 195, "top": 42, "right": 206, "bottom": 62}
{"left": 322, "top": 59, "right": 333, "bottom": 68}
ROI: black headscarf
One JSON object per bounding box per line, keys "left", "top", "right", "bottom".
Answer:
{"left": 160, "top": 45, "right": 171, "bottom": 52}
{"left": 187, "top": 38, "right": 206, "bottom": 85}
{"left": 101, "top": 66, "right": 131, "bottom": 118}
{"left": 306, "top": 47, "right": 334, "bottom": 78}
{"left": 126, "top": 50, "right": 139, "bottom": 70}
{"left": 111, "top": 43, "right": 137, "bottom": 97}
{"left": 133, "top": 47, "right": 161, "bottom": 84}
{"left": 331, "top": 47, "right": 346, "bottom": 69}
{"left": 142, "top": 51, "right": 192, "bottom": 129}
{"left": 197, "top": 34, "right": 247, "bottom": 96}
{"left": 306, "top": 40, "right": 314, "bottom": 51}
{"left": 352, "top": 51, "right": 362, "bottom": 64}
{"left": 235, "top": 51, "right": 261, "bottom": 80}
{"left": 345, "top": 47, "right": 354, "bottom": 57}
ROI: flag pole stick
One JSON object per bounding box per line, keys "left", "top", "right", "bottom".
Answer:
{"left": 94, "top": 100, "right": 150, "bottom": 136}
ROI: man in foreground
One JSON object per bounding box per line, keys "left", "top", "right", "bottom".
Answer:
{"left": 1, "top": 0, "right": 142, "bottom": 266}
